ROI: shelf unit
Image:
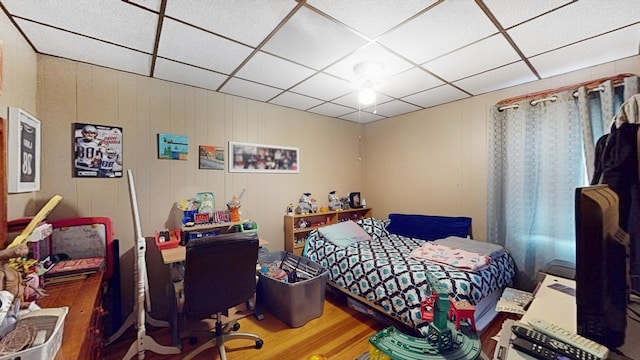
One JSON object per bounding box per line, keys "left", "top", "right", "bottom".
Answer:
{"left": 284, "top": 207, "right": 372, "bottom": 256}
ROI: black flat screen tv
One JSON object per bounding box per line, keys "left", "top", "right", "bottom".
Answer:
{"left": 575, "top": 185, "right": 630, "bottom": 349}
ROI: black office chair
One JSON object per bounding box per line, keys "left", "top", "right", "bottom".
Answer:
{"left": 179, "top": 232, "right": 264, "bottom": 360}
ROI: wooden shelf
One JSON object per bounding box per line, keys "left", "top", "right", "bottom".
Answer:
{"left": 284, "top": 207, "right": 372, "bottom": 256}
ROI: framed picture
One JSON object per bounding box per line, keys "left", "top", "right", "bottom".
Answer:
{"left": 8, "top": 107, "right": 41, "bottom": 193}
{"left": 229, "top": 141, "right": 299, "bottom": 173}
{"left": 73, "top": 123, "right": 123, "bottom": 178}
{"left": 158, "top": 133, "right": 188, "bottom": 160}
{"left": 199, "top": 145, "right": 224, "bottom": 170}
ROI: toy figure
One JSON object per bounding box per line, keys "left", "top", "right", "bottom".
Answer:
{"left": 310, "top": 197, "right": 318, "bottom": 213}
{"left": 227, "top": 196, "right": 241, "bottom": 222}
{"left": 296, "top": 193, "right": 313, "bottom": 214}
{"left": 328, "top": 191, "right": 342, "bottom": 211}
{"left": 340, "top": 196, "right": 351, "bottom": 210}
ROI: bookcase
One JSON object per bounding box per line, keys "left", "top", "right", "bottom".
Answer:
{"left": 284, "top": 207, "right": 372, "bottom": 255}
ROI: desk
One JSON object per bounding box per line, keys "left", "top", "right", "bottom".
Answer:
{"left": 160, "top": 237, "right": 268, "bottom": 264}
{"left": 521, "top": 274, "right": 576, "bottom": 330}
{"left": 37, "top": 272, "right": 104, "bottom": 359}
{"left": 499, "top": 275, "right": 640, "bottom": 360}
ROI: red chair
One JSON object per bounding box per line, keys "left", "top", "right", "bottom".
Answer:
{"left": 448, "top": 299, "right": 476, "bottom": 331}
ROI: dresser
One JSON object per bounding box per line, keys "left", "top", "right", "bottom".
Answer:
{"left": 37, "top": 272, "right": 105, "bottom": 359}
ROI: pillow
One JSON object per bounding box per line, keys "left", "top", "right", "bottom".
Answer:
{"left": 386, "top": 214, "right": 472, "bottom": 241}
{"left": 318, "top": 220, "right": 372, "bottom": 248}
{"left": 356, "top": 217, "right": 390, "bottom": 241}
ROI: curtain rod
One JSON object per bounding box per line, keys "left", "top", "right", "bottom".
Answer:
{"left": 496, "top": 73, "right": 633, "bottom": 110}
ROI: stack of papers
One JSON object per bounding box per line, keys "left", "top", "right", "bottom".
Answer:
{"left": 495, "top": 287, "right": 533, "bottom": 315}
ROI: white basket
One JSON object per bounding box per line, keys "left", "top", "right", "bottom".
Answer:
{"left": 0, "top": 307, "right": 68, "bottom": 360}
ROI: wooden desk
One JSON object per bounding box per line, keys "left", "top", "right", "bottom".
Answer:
{"left": 37, "top": 272, "right": 104, "bottom": 359}
{"left": 160, "top": 237, "right": 269, "bottom": 264}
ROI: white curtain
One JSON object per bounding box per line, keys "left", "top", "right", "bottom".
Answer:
{"left": 487, "top": 91, "right": 584, "bottom": 290}
{"left": 487, "top": 75, "right": 638, "bottom": 290}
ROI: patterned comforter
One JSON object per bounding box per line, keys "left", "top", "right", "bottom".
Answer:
{"left": 304, "top": 218, "right": 516, "bottom": 336}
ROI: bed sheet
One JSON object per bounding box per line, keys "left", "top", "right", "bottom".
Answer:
{"left": 304, "top": 227, "right": 515, "bottom": 336}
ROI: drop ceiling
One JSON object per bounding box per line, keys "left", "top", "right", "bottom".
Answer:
{"left": 1, "top": 0, "right": 639, "bottom": 123}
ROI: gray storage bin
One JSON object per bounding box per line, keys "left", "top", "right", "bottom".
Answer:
{"left": 257, "top": 251, "right": 328, "bottom": 327}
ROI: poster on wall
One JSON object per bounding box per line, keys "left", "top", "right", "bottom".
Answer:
{"left": 199, "top": 145, "right": 224, "bottom": 170}
{"left": 8, "top": 107, "right": 41, "bottom": 193}
{"left": 73, "top": 123, "right": 123, "bottom": 178}
{"left": 229, "top": 141, "right": 299, "bottom": 173}
{"left": 158, "top": 133, "right": 188, "bottom": 160}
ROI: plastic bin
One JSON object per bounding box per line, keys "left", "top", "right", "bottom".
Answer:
{"left": 0, "top": 307, "right": 68, "bottom": 360}
{"left": 257, "top": 251, "right": 328, "bottom": 327}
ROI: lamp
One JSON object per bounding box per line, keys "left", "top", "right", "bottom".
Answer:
{"left": 353, "top": 61, "right": 384, "bottom": 106}
{"left": 358, "top": 88, "right": 376, "bottom": 105}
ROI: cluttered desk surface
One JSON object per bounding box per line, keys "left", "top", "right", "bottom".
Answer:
{"left": 494, "top": 274, "right": 640, "bottom": 360}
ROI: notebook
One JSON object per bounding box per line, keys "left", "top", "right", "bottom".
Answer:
{"left": 46, "top": 257, "right": 105, "bottom": 278}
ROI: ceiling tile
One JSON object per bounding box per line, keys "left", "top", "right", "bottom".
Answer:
{"left": 402, "top": 85, "right": 469, "bottom": 109}
{"left": 306, "top": 0, "right": 437, "bottom": 39}
{"left": 154, "top": 58, "right": 227, "bottom": 91}
{"left": 3, "top": 0, "right": 638, "bottom": 123}
{"left": 453, "top": 61, "right": 537, "bottom": 95}
{"left": 290, "top": 73, "right": 354, "bottom": 101}
{"left": 261, "top": 6, "right": 368, "bottom": 70}
{"left": 508, "top": 0, "right": 640, "bottom": 57}
{"left": 269, "top": 91, "right": 325, "bottom": 111}
{"left": 483, "top": 0, "right": 572, "bottom": 29}
{"left": 3, "top": 0, "right": 158, "bottom": 53}
{"left": 423, "top": 34, "right": 521, "bottom": 82}
{"left": 323, "top": 42, "right": 414, "bottom": 83}
{"left": 529, "top": 24, "right": 640, "bottom": 79}
{"left": 365, "top": 100, "right": 422, "bottom": 118}
{"left": 220, "top": 77, "right": 283, "bottom": 102}
{"left": 15, "top": 19, "right": 151, "bottom": 76}
{"left": 235, "top": 51, "right": 316, "bottom": 90}
{"left": 378, "top": 67, "right": 444, "bottom": 98}
{"left": 378, "top": 0, "right": 497, "bottom": 64}
{"left": 157, "top": 18, "right": 253, "bottom": 74}
{"left": 129, "top": 0, "right": 163, "bottom": 12}
{"left": 308, "top": 102, "right": 354, "bottom": 118}
{"left": 339, "top": 110, "right": 386, "bottom": 123}
{"left": 164, "top": 0, "right": 296, "bottom": 47}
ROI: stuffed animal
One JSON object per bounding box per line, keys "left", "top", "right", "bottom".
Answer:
{"left": 296, "top": 193, "right": 314, "bottom": 214}
{"left": 328, "top": 191, "right": 342, "bottom": 211}
{"left": 340, "top": 196, "right": 351, "bottom": 210}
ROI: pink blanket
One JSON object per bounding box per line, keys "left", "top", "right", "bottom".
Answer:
{"left": 409, "top": 242, "right": 491, "bottom": 271}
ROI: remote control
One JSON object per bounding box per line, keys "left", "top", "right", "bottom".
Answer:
{"left": 511, "top": 325, "right": 597, "bottom": 360}
{"left": 511, "top": 337, "right": 568, "bottom": 360}
{"left": 528, "top": 318, "right": 608, "bottom": 359}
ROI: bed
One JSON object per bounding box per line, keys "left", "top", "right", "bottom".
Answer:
{"left": 303, "top": 215, "right": 516, "bottom": 337}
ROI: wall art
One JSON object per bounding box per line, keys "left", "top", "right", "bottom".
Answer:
{"left": 199, "top": 145, "right": 224, "bottom": 170}
{"left": 8, "top": 107, "right": 41, "bottom": 192}
{"left": 229, "top": 141, "right": 299, "bottom": 173}
{"left": 158, "top": 133, "right": 188, "bottom": 160}
{"left": 73, "top": 123, "right": 123, "bottom": 178}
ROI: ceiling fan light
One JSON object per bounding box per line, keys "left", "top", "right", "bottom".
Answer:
{"left": 359, "top": 88, "right": 376, "bottom": 105}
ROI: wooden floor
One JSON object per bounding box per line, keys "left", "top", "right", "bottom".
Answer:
{"left": 102, "top": 292, "right": 508, "bottom": 360}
